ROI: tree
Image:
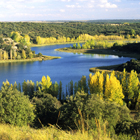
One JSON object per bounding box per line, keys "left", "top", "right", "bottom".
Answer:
{"left": 59, "top": 91, "right": 130, "bottom": 133}
{"left": 10, "top": 49, "right": 12, "bottom": 60}
{"left": 51, "top": 81, "right": 59, "bottom": 98}
{"left": 130, "top": 29, "right": 135, "bottom": 37}
{"left": 73, "top": 43, "right": 77, "bottom": 49}
{"left": 104, "top": 71, "right": 124, "bottom": 105}
{"left": 127, "top": 70, "right": 139, "bottom": 99}
{"left": 36, "top": 36, "right": 42, "bottom": 45}
{"left": 41, "top": 75, "right": 52, "bottom": 92}
{"left": 32, "top": 90, "right": 61, "bottom": 127}
{"left": 88, "top": 72, "right": 104, "bottom": 97}
{"left": 0, "top": 38, "right": 4, "bottom": 45}
{"left": 24, "top": 35, "right": 30, "bottom": 44}
{"left": 68, "top": 80, "right": 73, "bottom": 96}
{"left": 0, "top": 50, "right": 2, "bottom": 60}
{"left": 10, "top": 32, "right": 21, "bottom": 42}
{"left": 121, "top": 69, "right": 127, "bottom": 98}
{"left": 22, "top": 49, "right": 26, "bottom": 59}
{"left": 29, "top": 51, "right": 33, "bottom": 59}
{"left": 13, "top": 50, "right": 17, "bottom": 59}
{"left": 58, "top": 81, "right": 62, "bottom": 101}
{"left": 77, "top": 43, "right": 81, "bottom": 49}
{"left": 0, "top": 80, "right": 35, "bottom": 126}
{"left": 78, "top": 76, "right": 88, "bottom": 93}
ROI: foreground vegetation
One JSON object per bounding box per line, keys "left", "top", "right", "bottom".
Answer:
{"left": 0, "top": 68, "right": 140, "bottom": 139}
{"left": 0, "top": 124, "right": 137, "bottom": 140}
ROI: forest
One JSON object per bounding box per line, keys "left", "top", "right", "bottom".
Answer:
{"left": 0, "top": 22, "right": 140, "bottom": 44}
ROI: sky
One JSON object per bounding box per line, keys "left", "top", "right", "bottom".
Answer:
{"left": 0, "top": 0, "right": 140, "bottom": 21}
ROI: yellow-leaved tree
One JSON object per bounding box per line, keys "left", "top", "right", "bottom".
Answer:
{"left": 88, "top": 71, "right": 104, "bottom": 98}
{"left": 41, "top": 75, "right": 52, "bottom": 92}
{"left": 127, "top": 70, "right": 139, "bottom": 100}
{"left": 121, "top": 69, "right": 127, "bottom": 98}
{"left": 104, "top": 71, "right": 124, "bottom": 105}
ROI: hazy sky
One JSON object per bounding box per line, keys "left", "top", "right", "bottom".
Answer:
{"left": 0, "top": 0, "right": 140, "bottom": 21}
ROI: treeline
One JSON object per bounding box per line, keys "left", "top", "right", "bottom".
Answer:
{"left": 115, "top": 59, "right": 140, "bottom": 73}
{"left": 0, "top": 22, "right": 140, "bottom": 42}
{"left": 111, "top": 42, "right": 140, "bottom": 54}
{"left": 70, "top": 39, "right": 140, "bottom": 51}
{"left": 0, "top": 70, "right": 140, "bottom": 139}
{"left": 35, "top": 34, "right": 128, "bottom": 45}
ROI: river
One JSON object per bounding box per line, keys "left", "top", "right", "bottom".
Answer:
{"left": 0, "top": 44, "right": 132, "bottom": 90}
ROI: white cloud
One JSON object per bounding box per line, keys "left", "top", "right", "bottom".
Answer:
{"left": 66, "top": 5, "right": 75, "bottom": 8}
{"left": 115, "top": 0, "right": 121, "bottom": 2}
{"left": 87, "top": 3, "right": 94, "bottom": 8}
{"left": 98, "top": 0, "right": 117, "bottom": 8}
{"left": 100, "top": 0, "right": 108, "bottom": 3}
{"left": 60, "top": 9, "right": 65, "bottom": 12}
{"left": 61, "top": 0, "right": 71, "bottom": 2}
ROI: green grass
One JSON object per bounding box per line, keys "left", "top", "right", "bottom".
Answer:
{"left": 0, "top": 55, "right": 61, "bottom": 63}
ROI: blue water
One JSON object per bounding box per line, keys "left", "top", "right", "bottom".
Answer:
{"left": 0, "top": 44, "right": 132, "bottom": 89}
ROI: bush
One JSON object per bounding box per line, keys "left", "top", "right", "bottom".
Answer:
{"left": 38, "top": 52, "right": 42, "bottom": 57}
{"left": 0, "top": 81, "right": 35, "bottom": 126}
{"left": 32, "top": 90, "right": 61, "bottom": 127}
{"left": 59, "top": 91, "right": 131, "bottom": 134}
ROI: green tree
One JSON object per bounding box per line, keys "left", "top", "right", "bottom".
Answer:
{"left": 0, "top": 80, "right": 35, "bottom": 126}
{"left": 59, "top": 91, "right": 130, "bottom": 133}
{"left": 22, "top": 49, "right": 26, "bottom": 59}
{"left": 77, "top": 43, "right": 81, "bottom": 49}
{"left": 58, "top": 81, "right": 62, "bottom": 101}
{"left": 29, "top": 51, "right": 33, "bottom": 59}
{"left": 32, "top": 90, "right": 61, "bottom": 127}
{"left": 68, "top": 80, "right": 73, "bottom": 96}
{"left": 121, "top": 69, "right": 127, "bottom": 98}
{"left": 73, "top": 43, "right": 77, "bottom": 49}
{"left": 130, "top": 29, "right": 135, "bottom": 37}
{"left": 127, "top": 70, "right": 139, "bottom": 99}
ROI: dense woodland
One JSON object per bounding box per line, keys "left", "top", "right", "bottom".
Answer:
{"left": 0, "top": 22, "right": 140, "bottom": 43}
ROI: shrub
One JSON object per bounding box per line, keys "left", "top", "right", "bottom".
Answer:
{"left": 59, "top": 91, "right": 131, "bottom": 134}
{"left": 38, "top": 52, "right": 42, "bottom": 57}
{"left": 32, "top": 90, "right": 61, "bottom": 127}
{"left": 0, "top": 80, "right": 35, "bottom": 126}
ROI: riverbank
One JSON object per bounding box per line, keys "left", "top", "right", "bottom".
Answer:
{"left": 0, "top": 55, "right": 61, "bottom": 63}
{"left": 56, "top": 47, "right": 140, "bottom": 59}
{"left": 30, "top": 41, "right": 85, "bottom": 47}
{"left": 56, "top": 47, "right": 140, "bottom": 75}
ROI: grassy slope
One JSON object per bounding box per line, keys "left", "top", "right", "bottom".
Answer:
{"left": 0, "top": 124, "right": 135, "bottom": 140}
